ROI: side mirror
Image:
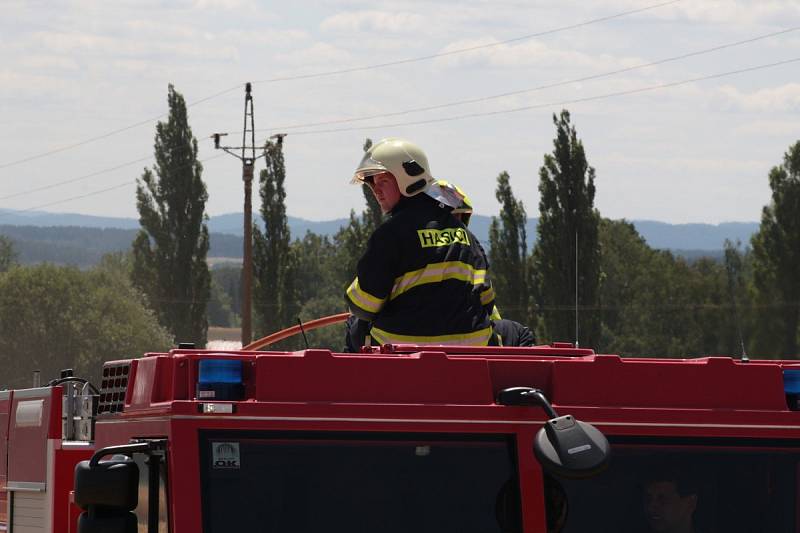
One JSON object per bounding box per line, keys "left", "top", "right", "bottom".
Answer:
{"left": 497, "top": 387, "right": 610, "bottom": 479}
{"left": 74, "top": 455, "right": 139, "bottom": 533}
{"left": 74, "top": 455, "right": 138, "bottom": 509}
{"left": 534, "top": 415, "right": 609, "bottom": 479}
{"left": 77, "top": 511, "right": 137, "bottom": 533}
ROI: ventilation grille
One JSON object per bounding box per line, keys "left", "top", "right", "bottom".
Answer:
{"left": 98, "top": 363, "right": 131, "bottom": 414}
{"left": 13, "top": 491, "right": 48, "bottom": 531}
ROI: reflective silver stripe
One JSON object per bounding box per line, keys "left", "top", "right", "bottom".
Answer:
{"left": 390, "top": 261, "right": 486, "bottom": 299}
{"left": 346, "top": 278, "right": 385, "bottom": 314}
{"left": 371, "top": 326, "right": 493, "bottom": 346}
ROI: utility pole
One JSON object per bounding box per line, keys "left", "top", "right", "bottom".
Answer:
{"left": 212, "top": 82, "right": 263, "bottom": 346}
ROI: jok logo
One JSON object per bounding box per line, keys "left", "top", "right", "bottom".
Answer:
{"left": 211, "top": 442, "right": 241, "bottom": 469}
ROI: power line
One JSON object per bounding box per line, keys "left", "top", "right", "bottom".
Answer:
{"left": 0, "top": 153, "right": 224, "bottom": 219}
{"left": 0, "top": 84, "right": 243, "bottom": 172}
{"left": 258, "top": 26, "right": 799, "bottom": 133}
{"left": 7, "top": 57, "right": 795, "bottom": 212}
{"left": 0, "top": 155, "right": 153, "bottom": 201}
{"left": 0, "top": 149, "right": 226, "bottom": 202}
{"left": 280, "top": 57, "right": 800, "bottom": 136}
{"left": 10, "top": 27, "right": 794, "bottom": 200}
{"left": 250, "top": 0, "right": 681, "bottom": 84}
{"left": 0, "top": 0, "right": 678, "bottom": 171}
{"left": 0, "top": 181, "right": 137, "bottom": 218}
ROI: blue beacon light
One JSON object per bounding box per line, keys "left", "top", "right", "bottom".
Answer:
{"left": 782, "top": 369, "right": 800, "bottom": 411}
{"left": 197, "top": 359, "right": 245, "bottom": 401}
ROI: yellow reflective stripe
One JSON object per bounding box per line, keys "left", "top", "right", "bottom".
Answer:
{"left": 390, "top": 261, "right": 487, "bottom": 300}
{"left": 480, "top": 286, "right": 496, "bottom": 306}
{"left": 346, "top": 277, "right": 386, "bottom": 314}
{"left": 490, "top": 305, "right": 502, "bottom": 321}
{"left": 371, "top": 326, "right": 494, "bottom": 346}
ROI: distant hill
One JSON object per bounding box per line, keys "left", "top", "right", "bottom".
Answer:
{"left": 0, "top": 225, "right": 243, "bottom": 268}
{"left": 0, "top": 209, "right": 760, "bottom": 267}
{"left": 628, "top": 220, "right": 758, "bottom": 250}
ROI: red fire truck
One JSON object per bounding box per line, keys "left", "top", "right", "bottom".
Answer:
{"left": 1, "top": 328, "right": 799, "bottom": 532}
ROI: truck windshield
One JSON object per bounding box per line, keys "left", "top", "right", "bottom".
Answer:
{"left": 199, "top": 431, "right": 519, "bottom": 533}
{"left": 549, "top": 437, "right": 800, "bottom": 533}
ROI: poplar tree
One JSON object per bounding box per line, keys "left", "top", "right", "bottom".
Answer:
{"left": 333, "top": 138, "right": 383, "bottom": 291}
{"left": 532, "top": 110, "right": 601, "bottom": 346}
{"left": 361, "top": 138, "right": 383, "bottom": 234}
{"left": 723, "top": 239, "right": 750, "bottom": 359}
{"left": 0, "top": 236, "right": 17, "bottom": 273}
{"left": 132, "top": 84, "right": 210, "bottom": 346}
{"left": 253, "top": 137, "right": 298, "bottom": 336}
{"left": 488, "top": 171, "right": 529, "bottom": 320}
{"left": 751, "top": 140, "right": 800, "bottom": 357}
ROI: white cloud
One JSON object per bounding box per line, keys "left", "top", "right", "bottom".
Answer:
{"left": 32, "top": 31, "right": 116, "bottom": 54}
{"left": 676, "top": 0, "right": 800, "bottom": 26}
{"left": 29, "top": 29, "right": 238, "bottom": 61}
{"left": 585, "top": 0, "right": 799, "bottom": 27}
{"left": 603, "top": 153, "right": 768, "bottom": 175}
{"left": 19, "top": 54, "right": 79, "bottom": 71}
{"left": 717, "top": 83, "right": 800, "bottom": 112}
{"left": 123, "top": 19, "right": 202, "bottom": 39}
{"left": 275, "top": 42, "right": 353, "bottom": 68}
{"left": 216, "top": 28, "right": 310, "bottom": 48}
{"left": 193, "top": 0, "right": 257, "bottom": 9}
{"left": 321, "top": 10, "right": 428, "bottom": 34}
{"left": 733, "top": 119, "right": 799, "bottom": 137}
{"left": 432, "top": 37, "right": 644, "bottom": 71}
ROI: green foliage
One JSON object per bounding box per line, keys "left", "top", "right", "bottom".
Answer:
{"left": 211, "top": 265, "right": 242, "bottom": 317}
{"left": 0, "top": 235, "right": 17, "bottom": 272}
{"left": 328, "top": 138, "right": 385, "bottom": 292}
{"left": 488, "top": 171, "right": 529, "bottom": 322}
{"left": 208, "top": 277, "right": 237, "bottom": 328}
{"left": 532, "top": 110, "right": 601, "bottom": 346}
{"left": 751, "top": 140, "right": 800, "bottom": 357}
{"left": 331, "top": 210, "right": 370, "bottom": 290}
{"left": 258, "top": 233, "right": 345, "bottom": 351}
{"left": 132, "top": 84, "right": 211, "bottom": 346}
{"left": 253, "top": 138, "right": 298, "bottom": 337}
{"left": 0, "top": 264, "right": 172, "bottom": 389}
{"left": 723, "top": 239, "right": 750, "bottom": 359}
{"left": 597, "top": 219, "right": 743, "bottom": 358}
{"left": 361, "top": 138, "right": 384, "bottom": 234}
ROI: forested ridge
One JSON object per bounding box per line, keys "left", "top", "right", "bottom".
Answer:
{"left": 0, "top": 217, "right": 758, "bottom": 268}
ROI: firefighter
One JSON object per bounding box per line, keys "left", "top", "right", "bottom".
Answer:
{"left": 427, "top": 179, "right": 536, "bottom": 347}
{"left": 425, "top": 179, "right": 473, "bottom": 226}
{"left": 642, "top": 471, "right": 701, "bottom": 533}
{"left": 344, "top": 137, "right": 496, "bottom": 348}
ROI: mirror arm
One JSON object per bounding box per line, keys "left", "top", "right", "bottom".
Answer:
{"left": 496, "top": 386, "right": 559, "bottom": 418}
{"left": 89, "top": 439, "right": 167, "bottom": 468}
{"left": 145, "top": 453, "right": 162, "bottom": 533}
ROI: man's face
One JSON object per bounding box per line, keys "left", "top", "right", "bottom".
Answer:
{"left": 368, "top": 172, "right": 402, "bottom": 213}
{"left": 644, "top": 481, "right": 697, "bottom": 533}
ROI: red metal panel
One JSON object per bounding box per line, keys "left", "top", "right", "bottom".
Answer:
{"left": 7, "top": 388, "right": 57, "bottom": 485}
{"left": 0, "top": 390, "right": 11, "bottom": 529}
{"left": 551, "top": 355, "right": 787, "bottom": 410}
{"left": 52, "top": 446, "right": 94, "bottom": 532}
{"left": 254, "top": 349, "right": 494, "bottom": 404}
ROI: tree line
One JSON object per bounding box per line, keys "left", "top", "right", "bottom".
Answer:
{"left": 1, "top": 85, "right": 799, "bottom": 387}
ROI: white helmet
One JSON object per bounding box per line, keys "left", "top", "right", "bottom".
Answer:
{"left": 426, "top": 180, "right": 474, "bottom": 226}
{"left": 352, "top": 137, "right": 434, "bottom": 197}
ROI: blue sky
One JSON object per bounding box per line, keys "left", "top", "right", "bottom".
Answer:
{"left": 1, "top": 0, "right": 798, "bottom": 224}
